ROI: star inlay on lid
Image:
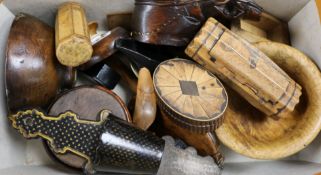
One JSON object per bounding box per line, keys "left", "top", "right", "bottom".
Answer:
{"left": 153, "top": 58, "right": 228, "bottom": 133}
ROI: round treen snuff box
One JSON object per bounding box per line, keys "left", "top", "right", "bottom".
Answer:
{"left": 153, "top": 58, "right": 228, "bottom": 133}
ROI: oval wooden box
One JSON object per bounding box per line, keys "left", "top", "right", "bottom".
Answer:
{"left": 45, "top": 86, "right": 131, "bottom": 170}
{"left": 216, "top": 41, "right": 321, "bottom": 159}
{"left": 153, "top": 58, "right": 228, "bottom": 133}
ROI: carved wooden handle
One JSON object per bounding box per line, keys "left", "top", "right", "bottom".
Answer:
{"left": 133, "top": 68, "right": 157, "bottom": 130}
{"left": 79, "top": 27, "right": 129, "bottom": 70}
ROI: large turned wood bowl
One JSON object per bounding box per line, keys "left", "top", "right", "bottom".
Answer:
{"left": 5, "top": 13, "right": 59, "bottom": 112}
{"left": 5, "top": 13, "right": 75, "bottom": 113}
{"left": 216, "top": 41, "right": 321, "bottom": 159}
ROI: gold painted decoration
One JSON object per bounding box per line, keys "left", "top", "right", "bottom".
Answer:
{"left": 10, "top": 109, "right": 111, "bottom": 174}
{"left": 10, "top": 109, "right": 166, "bottom": 175}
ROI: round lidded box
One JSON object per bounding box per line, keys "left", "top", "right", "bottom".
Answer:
{"left": 45, "top": 86, "right": 131, "bottom": 170}
{"left": 153, "top": 58, "right": 228, "bottom": 133}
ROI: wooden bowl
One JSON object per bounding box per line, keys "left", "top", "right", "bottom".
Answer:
{"left": 216, "top": 41, "right": 321, "bottom": 159}
{"left": 5, "top": 13, "right": 75, "bottom": 113}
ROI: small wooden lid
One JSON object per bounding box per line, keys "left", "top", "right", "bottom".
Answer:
{"left": 153, "top": 59, "right": 228, "bottom": 133}
{"left": 45, "top": 86, "right": 131, "bottom": 169}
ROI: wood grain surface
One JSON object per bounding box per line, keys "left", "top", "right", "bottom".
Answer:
{"left": 107, "top": 13, "right": 132, "bottom": 31}
{"left": 186, "top": 18, "right": 301, "bottom": 118}
{"left": 154, "top": 58, "right": 227, "bottom": 133}
{"left": 216, "top": 41, "right": 321, "bottom": 159}
{"left": 5, "top": 13, "right": 66, "bottom": 112}
{"left": 88, "top": 21, "right": 98, "bottom": 36}
{"left": 231, "top": 12, "right": 290, "bottom": 44}
{"left": 55, "top": 2, "right": 93, "bottom": 67}
{"left": 133, "top": 68, "right": 157, "bottom": 130}
{"left": 79, "top": 27, "right": 129, "bottom": 70}
{"left": 46, "top": 86, "right": 131, "bottom": 169}
{"left": 161, "top": 111, "right": 224, "bottom": 166}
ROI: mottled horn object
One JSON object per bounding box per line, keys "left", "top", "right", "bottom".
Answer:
{"left": 156, "top": 136, "right": 221, "bottom": 175}
{"left": 55, "top": 2, "right": 93, "bottom": 67}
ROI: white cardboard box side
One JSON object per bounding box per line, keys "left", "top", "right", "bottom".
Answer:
{"left": 289, "top": 0, "right": 321, "bottom": 68}
{"left": 289, "top": 0, "right": 321, "bottom": 164}
{"left": 0, "top": 0, "right": 321, "bottom": 174}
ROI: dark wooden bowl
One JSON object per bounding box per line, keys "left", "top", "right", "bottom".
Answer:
{"left": 5, "top": 13, "right": 75, "bottom": 113}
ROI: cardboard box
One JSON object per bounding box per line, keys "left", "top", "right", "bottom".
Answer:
{"left": 0, "top": 0, "right": 320, "bottom": 174}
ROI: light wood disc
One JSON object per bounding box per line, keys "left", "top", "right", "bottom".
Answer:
{"left": 154, "top": 58, "right": 228, "bottom": 133}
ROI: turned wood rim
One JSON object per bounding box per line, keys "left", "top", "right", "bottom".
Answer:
{"left": 216, "top": 41, "right": 321, "bottom": 159}
{"left": 154, "top": 58, "right": 228, "bottom": 133}
{"left": 47, "top": 85, "right": 131, "bottom": 122}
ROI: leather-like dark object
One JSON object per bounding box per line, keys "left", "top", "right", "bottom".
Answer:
{"left": 84, "top": 63, "right": 121, "bottom": 89}
{"left": 203, "top": 0, "right": 263, "bottom": 21}
{"left": 115, "top": 38, "right": 186, "bottom": 72}
{"left": 132, "top": 0, "right": 205, "bottom": 46}
{"left": 131, "top": 0, "right": 263, "bottom": 46}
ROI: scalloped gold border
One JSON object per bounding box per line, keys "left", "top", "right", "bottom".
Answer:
{"left": 9, "top": 109, "right": 110, "bottom": 172}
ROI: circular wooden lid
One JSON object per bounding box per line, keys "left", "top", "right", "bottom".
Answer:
{"left": 45, "top": 86, "right": 131, "bottom": 169}
{"left": 153, "top": 58, "right": 228, "bottom": 133}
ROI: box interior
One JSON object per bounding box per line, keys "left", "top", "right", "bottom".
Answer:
{"left": 1, "top": 0, "right": 321, "bottom": 174}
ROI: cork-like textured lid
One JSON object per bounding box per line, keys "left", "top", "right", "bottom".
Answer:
{"left": 154, "top": 58, "right": 228, "bottom": 133}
